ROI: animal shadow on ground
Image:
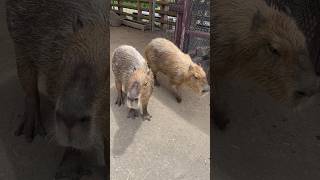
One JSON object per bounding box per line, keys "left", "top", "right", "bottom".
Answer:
{"left": 151, "top": 74, "right": 210, "bottom": 135}
{"left": 110, "top": 86, "right": 142, "bottom": 156}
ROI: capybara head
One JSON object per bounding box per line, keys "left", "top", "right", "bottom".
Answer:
{"left": 214, "top": 1, "right": 320, "bottom": 107}
{"left": 55, "top": 65, "right": 98, "bottom": 149}
{"left": 185, "top": 62, "right": 210, "bottom": 96}
{"left": 239, "top": 9, "right": 320, "bottom": 106}
{"left": 54, "top": 17, "right": 107, "bottom": 149}
{"left": 127, "top": 68, "right": 153, "bottom": 109}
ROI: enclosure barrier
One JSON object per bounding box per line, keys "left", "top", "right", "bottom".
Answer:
{"left": 111, "top": 0, "right": 177, "bottom": 30}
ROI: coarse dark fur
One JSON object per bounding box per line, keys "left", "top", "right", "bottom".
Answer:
{"left": 6, "top": 0, "right": 109, "bottom": 178}
{"left": 213, "top": 0, "right": 320, "bottom": 129}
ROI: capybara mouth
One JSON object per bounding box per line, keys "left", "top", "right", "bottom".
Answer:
{"left": 127, "top": 98, "right": 140, "bottom": 109}
{"left": 294, "top": 90, "right": 312, "bottom": 99}
{"left": 200, "top": 85, "right": 210, "bottom": 96}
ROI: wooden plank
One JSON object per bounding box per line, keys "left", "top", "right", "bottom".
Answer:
{"left": 122, "top": 19, "right": 150, "bottom": 31}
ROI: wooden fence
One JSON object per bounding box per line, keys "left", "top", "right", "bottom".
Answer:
{"left": 111, "top": 0, "right": 177, "bottom": 30}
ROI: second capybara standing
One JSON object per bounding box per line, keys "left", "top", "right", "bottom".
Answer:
{"left": 145, "top": 38, "right": 210, "bottom": 103}
{"left": 112, "top": 45, "right": 154, "bottom": 120}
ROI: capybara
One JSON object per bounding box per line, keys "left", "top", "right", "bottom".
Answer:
{"left": 213, "top": 0, "right": 320, "bottom": 129}
{"left": 112, "top": 45, "right": 154, "bottom": 121}
{"left": 145, "top": 38, "right": 210, "bottom": 103}
{"left": 6, "top": 0, "right": 109, "bottom": 178}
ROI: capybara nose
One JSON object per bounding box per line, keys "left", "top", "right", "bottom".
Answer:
{"left": 128, "top": 97, "right": 139, "bottom": 102}
{"left": 202, "top": 85, "right": 210, "bottom": 93}
{"left": 63, "top": 119, "right": 76, "bottom": 129}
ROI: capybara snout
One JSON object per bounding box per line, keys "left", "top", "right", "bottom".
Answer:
{"left": 127, "top": 81, "right": 141, "bottom": 109}
{"left": 186, "top": 64, "right": 210, "bottom": 96}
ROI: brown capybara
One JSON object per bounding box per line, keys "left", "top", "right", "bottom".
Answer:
{"left": 6, "top": 0, "right": 109, "bottom": 178}
{"left": 145, "top": 38, "right": 210, "bottom": 103}
{"left": 112, "top": 45, "right": 154, "bottom": 121}
{"left": 213, "top": 0, "right": 320, "bottom": 129}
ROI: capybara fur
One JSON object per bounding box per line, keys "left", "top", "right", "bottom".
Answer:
{"left": 6, "top": 0, "right": 109, "bottom": 177}
{"left": 145, "top": 38, "right": 210, "bottom": 103}
{"left": 213, "top": 0, "right": 320, "bottom": 129}
{"left": 112, "top": 45, "right": 154, "bottom": 121}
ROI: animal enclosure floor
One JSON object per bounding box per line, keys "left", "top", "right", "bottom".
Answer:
{"left": 110, "top": 26, "right": 210, "bottom": 180}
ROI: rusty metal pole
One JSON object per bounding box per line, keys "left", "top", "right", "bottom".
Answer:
{"left": 171, "top": 0, "right": 184, "bottom": 47}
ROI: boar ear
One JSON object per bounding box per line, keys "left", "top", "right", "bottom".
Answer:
{"left": 251, "top": 10, "right": 266, "bottom": 31}
{"left": 73, "top": 15, "right": 84, "bottom": 32}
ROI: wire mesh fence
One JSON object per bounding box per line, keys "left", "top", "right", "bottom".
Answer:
{"left": 265, "top": 0, "right": 320, "bottom": 74}
{"left": 165, "top": 0, "right": 210, "bottom": 81}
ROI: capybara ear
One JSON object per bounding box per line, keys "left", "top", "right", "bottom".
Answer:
{"left": 72, "top": 15, "right": 84, "bottom": 32}
{"left": 251, "top": 10, "right": 266, "bottom": 31}
{"left": 146, "top": 68, "right": 151, "bottom": 75}
{"left": 189, "top": 64, "right": 194, "bottom": 71}
{"left": 283, "top": 6, "right": 292, "bottom": 17}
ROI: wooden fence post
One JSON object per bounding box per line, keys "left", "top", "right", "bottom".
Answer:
{"left": 137, "top": 0, "right": 142, "bottom": 21}
{"left": 118, "top": 0, "right": 123, "bottom": 13}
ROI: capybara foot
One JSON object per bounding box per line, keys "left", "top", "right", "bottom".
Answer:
{"left": 154, "top": 80, "right": 160, "bottom": 86}
{"left": 176, "top": 96, "right": 182, "bottom": 103}
{"left": 214, "top": 112, "right": 230, "bottom": 130}
{"left": 127, "top": 109, "right": 139, "bottom": 119}
{"left": 115, "top": 93, "right": 124, "bottom": 106}
{"left": 15, "top": 98, "right": 46, "bottom": 142}
{"left": 55, "top": 149, "right": 92, "bottom": 180}
{"left": 142, "top": 113, "right": 152, "bottom": 121}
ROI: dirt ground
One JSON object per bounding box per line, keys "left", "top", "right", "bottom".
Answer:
{"left": 110, "top": 26, "right": 210, "bottom": 180}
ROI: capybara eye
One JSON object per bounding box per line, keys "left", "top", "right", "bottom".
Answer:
{"left": 144, "top": 82, "right": 148, "bottom": 86}
{"left": 268, "top": 43, "right": 280, "bottom": 56}
{"left": 193, "top": 75, "right": 199, "bottom": 80}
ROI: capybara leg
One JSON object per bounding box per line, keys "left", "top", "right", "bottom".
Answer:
{"left": 15, "top": 61, "right": 46, "bottom": 142}
{"left": 55, "top": 148, "right": 92, "bottom": 180}
{"left": 127, "top": 108, "right": 139, "bottom": 119}
{"left": 171, "top": 84, "right": 182, "bottom": 103}
{"left": 154, "top": 72, "right": 160, "bottom": 86}
{"left": 142, "top": 103, "right": 152, "bottom": 121}
{"left": 115, "top": 81, "right": 124, "bottom": 106}
{"left": 214, "top": 110, "right": 230, "bottom": 130}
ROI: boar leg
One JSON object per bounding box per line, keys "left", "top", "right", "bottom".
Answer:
{"left": 154, "top": 72, "right": 160, "bottom": 86}
{"left": 142, "top": 102, "right": 152, "bottom": 121}
{"left": 171, "top": 82, "right": 182, "bottom": 103}
{"left": 115, "top": 80, "right": 124, "bottom": 106}
{"left": 55, "top": 148, "right": 92, "bottom": 180}
{"left": 15, "top": 56, "right": 46, "bottom": 142}
{"left": 214, "top": 110, "right": 230, "bottom": 130}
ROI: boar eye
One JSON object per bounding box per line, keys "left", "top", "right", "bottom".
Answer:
{"left": 193, "top": 75, "right": 199, "bottom": 80}
{"left": 144, "top": 82, "right": 148, "bottom": 86}
{"left": 80, "top": 116, "right": 90, "bottom": 122}
{"left": 268, "top": 43, "right": 280, "bottom": 56}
